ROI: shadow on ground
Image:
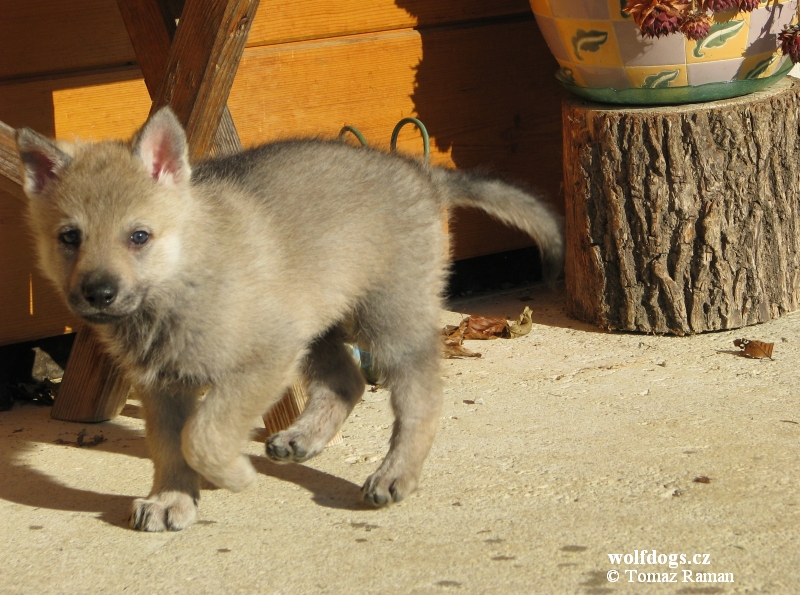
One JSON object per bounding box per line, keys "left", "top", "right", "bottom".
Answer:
{"left": 0, "top": 403, "right": 369, "bottom": 531}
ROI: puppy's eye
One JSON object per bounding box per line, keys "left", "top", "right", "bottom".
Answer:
{"left": 130, "top": 230, "right": 150, "bottom": 245}
{"left": 59, "top": 230, "right": 81, "bottom": 246}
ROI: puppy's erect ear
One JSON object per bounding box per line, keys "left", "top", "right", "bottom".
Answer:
{"left": 16, "top": 128, "right": 73, "bottom": 197}
{"left": 133, "top": 106, "right": 191, "bottom": 186}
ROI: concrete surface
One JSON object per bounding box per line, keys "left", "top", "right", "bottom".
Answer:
{"left": 1, "top": 283, "right": 798, "bottom": 594}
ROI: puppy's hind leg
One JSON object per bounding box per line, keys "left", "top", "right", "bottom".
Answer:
{"left": 131, "top": 382, "right": 202, "bottom": 532}
{"left": 267, "top": 325, "right": 366, "bottom": 463}
{"left": 359, "top": 298, "right": 445, "bottom": 507}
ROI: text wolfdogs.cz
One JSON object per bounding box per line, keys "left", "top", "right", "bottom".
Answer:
{"left": 607, "top": 550, "right": 734, "bottom": 584}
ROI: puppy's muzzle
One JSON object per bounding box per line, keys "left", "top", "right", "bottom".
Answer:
{"left": 81, "top": 273, "right": 119, "bottom": 310}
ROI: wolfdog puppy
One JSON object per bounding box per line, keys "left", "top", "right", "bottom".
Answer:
{"left": 17, "top": 107, "right": 563, "bottom": 531}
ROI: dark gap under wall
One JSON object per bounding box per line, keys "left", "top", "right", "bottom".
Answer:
{"left": 446, "top": 245, "right": 543, "bottom": 298}
{"left": 0, "top": 334, "right": 75, "bottom": 410}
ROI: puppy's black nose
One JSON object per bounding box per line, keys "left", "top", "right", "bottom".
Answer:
{"left": 82, "top": 276, "right": 118, "bottom": 309}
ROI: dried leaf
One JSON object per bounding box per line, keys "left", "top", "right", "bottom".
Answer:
{"left": 734, "top": 339, "right": 774, "bottom": 359}
{"left": 463, "top": 315, "right": 509, "bottom": 340}
{"left": 693, "top": 476, "right": 711, "bottom": 484}
{"left": 441, "top": 328, "right": 482, "bottom": 358}
{"left": 508, "top": 306, "right": 533, "bottom": 338}
{"left": 441, "top": 307, "right": 533, "bottom": 357}
{"left": 442, "top": 341, "right": 482, "bottom": 359}
{"left": 443, "top": 324, "right": 461, "bottom": 338}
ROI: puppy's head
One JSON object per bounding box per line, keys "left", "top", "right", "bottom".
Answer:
{"left": 17, "top": 107, "right": 192, "bottom": 325}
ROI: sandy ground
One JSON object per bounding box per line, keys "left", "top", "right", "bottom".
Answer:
{"left": 1, "top": 283, "right": 797, "bottom": 594}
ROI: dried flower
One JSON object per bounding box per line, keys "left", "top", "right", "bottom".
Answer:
{"left": 680, "top": 11, "right": 713, "bottom": 40}
{"left": 779, "top": 23, "right": 800, "bottom": 63}
{"left": 702, "top": 0, "right": 738, "bottom": 12}
{"left": 624, "top": 0, "right": 691, "bottom": 38}
{"left": 736, "top": 0, "right": 760, "bottom": 12}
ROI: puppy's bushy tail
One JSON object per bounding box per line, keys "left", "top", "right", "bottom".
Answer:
{"left": 432, "top": 168, "right": 565, "bottom": 281}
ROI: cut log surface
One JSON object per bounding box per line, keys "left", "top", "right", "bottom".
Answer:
{"left": 563, "top": 78, "right": 800, "bottom": 335}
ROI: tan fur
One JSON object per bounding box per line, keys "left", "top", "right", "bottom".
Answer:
{"left": 17, "top": 108, "right": 563, "bottom": 531}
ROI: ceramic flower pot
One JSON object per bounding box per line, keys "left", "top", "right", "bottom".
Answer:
{"left": 529, "top": 0, "right": 798, "bottom": 104}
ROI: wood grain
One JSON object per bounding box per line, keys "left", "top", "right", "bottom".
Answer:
{"left": 262, "top": 382, "right": 343, "bottom": 446}
{"left": 1, "top": 18, "right": 562, "bottom": 264}
{"left": 0, "top": 0, "right": 532, "bottom": 80}
{"left": 247, "top": 0, "right": 531, "bottom": 47}
{"left": 115, "top": 0, "right": 176, "bottom": 98}
{"left": 116, "top": 0, "right": 241, "bottom": 156}
{"left": 151, "top": 0, "right": 258, "bottom": 160}
{"left": 51, "top": 326, "right": 130, "bottom": 422}
{"left": 0, "top": 190, "right": 78, "bottom": 346}
{"left": 563, "top": 78, "right": 800, "bottom": 335}
{"left": 0, "top": 0, "right": 136, "bottom": 80}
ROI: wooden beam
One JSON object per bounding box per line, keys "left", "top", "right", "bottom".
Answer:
{"left": 115, "top": 0, "right": 177, "bottom": 98}
{"left": 51, "top": 325, "right": 131, "bottom": 422}
{"left": 149, "top": 0, "right": 257, "bottom": 158}
{"left": 116, "top": 0, "right": 243, "bottom": 156}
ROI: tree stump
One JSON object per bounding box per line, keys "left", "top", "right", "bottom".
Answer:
{"left": 563, "top": 78, "right": 800, "bottom": 335}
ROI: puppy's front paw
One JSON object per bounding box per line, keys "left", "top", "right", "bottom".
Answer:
{"left": 130, "top": 491, "right": 197, "bottom": 532}
{"left": 266, "top": 430, "right": 322, "bottom": 464}
{"left": 361, "top": 469, "right": 418, "bottom": 507}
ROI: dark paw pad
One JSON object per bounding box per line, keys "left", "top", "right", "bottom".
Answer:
{"left": 266, "top": 434, "right": 311, "bottom": 463}
{"left": 130, "top": 493, "right": 197, "bottom": 532}
{"left": 361, "top": 475, "right": 413, "bottom": 508}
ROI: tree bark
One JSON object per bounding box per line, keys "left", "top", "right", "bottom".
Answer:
{"left": 563, "top": 78, "right": 800, "bottom": 335}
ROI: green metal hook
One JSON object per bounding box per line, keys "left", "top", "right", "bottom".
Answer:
{"left": 339, "top": 119, "right": 430, "bottom": 160}
{"left": 390, "top": 117, "right": 430, "bottom": 160}
{"left": 338, "top": 125, "right": 368, "bottom": 147}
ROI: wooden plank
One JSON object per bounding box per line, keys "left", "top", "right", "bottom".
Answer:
{"left": 0, "top": 0, "right": 136, "bottom": 81}
{"left": 0, "top": 66, "right": 144, "bottom": 140}
{"left": 1, "top": 19, "right": 563, "bottom": 259}
{"left": 151, "top": 0, "right": 258, "bottom": 159}
{"left": 0, "top": 0, "right": 531, "bottom": 81}
{"left": 51, "top": 77, "right": 152, "bottom": 142}
{"left": 0, "top": 190, "right": 78, "bottom": 346}
{"left": 247, "top": 0, "right": 532, "bottom": 47}
{"left": 228, "top": 19, "right": 561, "bottom": 187}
